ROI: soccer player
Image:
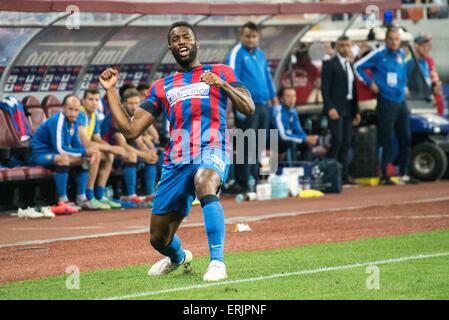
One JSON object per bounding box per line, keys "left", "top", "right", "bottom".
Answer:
{"left": 78, "top": 88, "right": 125, "bottom": 209}
{"left": 99, "top": 21, "right": 255, "bottom": 281}
{"left": 121, "top": 88, "right": 159, "bottom": 203}
{"left": 100, "top": 90, "right": 157, "bottom": 207}
{"left": 29, "top": 95, "right": 99, "bottom": 214}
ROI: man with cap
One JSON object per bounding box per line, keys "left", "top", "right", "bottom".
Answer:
{"left": 406, "top": 35, "right": 433, "bottom": 100}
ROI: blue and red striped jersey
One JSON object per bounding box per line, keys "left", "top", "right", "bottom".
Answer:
{"left": 100, "top": 113, "right": 118, "bottom": 146}
{"left": 140, "top": 64, "right": 244, "bottom": 165}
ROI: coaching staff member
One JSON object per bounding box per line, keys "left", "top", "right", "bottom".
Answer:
{"left": 355, "top": 27, "right": 417, "bottom": 185}
{"left": 226, "top": 21, "right": 278, "bottom": 191}
{"left": 321, "top": 35, "right": 361, "bottom": 185}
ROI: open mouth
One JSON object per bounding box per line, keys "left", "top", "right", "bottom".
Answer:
{"left": 178, "top": 47, "right": 189, "bottom": 58}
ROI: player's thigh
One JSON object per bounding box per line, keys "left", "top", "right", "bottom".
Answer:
{"left": 194, "top": 168, "right": 221, "bottom": 198}
{"left": 151, "top": 165, "right": 196, "bottom": 217}
{"left": 195, "top": 149, "right": 230, "bottom": 196}
{"left": 29, "top": 153, "right": 58, "bottom": 166}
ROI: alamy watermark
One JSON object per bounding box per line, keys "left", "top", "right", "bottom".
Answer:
{"left": 164, "top": 125, "right": 279, "bottom": 175}
{"left": 365, "top": 5, "right": 381, "bottom": 29}
{"left": 65, "top": 5, "right": 80, "bottom": 30}
{"left": 365, "top": 265, "right": 380, "bottom": 290}
{"left": 66, "top": 265, "right": 80, "bottom": 290}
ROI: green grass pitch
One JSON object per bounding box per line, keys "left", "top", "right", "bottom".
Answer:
{"left": 1, "top": 229, "right": 448, "bottom": 300}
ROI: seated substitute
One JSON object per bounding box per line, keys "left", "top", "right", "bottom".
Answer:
{"left": 122, "top": 88, "right": 159, "bottom": 202}
{"left": 101, "top": 89, "right": 157, "bottom": 207}
{"left": 270, "top": 86, "right": 318, "bottom": 165}
{"left": 78, "top": 88, "right": 126, "bottom": 210}
{"left": 29, "top": 95, "right": 99, "bottom": 214}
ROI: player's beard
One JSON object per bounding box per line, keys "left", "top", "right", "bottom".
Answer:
{"left": 172, "top": 44, "right": 198, "bottom": 70}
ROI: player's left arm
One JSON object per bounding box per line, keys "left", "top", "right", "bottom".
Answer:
{"left": 200, "top": 67, "right": 255, "bottom": 116}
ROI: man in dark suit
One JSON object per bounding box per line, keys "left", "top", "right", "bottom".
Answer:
{"left": 321, "top": 35, "right": 361, "bottom": 185}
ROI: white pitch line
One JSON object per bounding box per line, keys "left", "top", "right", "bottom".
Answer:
{"left": 102, "top": 251, "right": 449, "bottom": 300}
{"left": 2, "top": 196, "right": 449, "bottom": 249}
{"left": 337, "top": 215, "right": 449, "bottom": 221}
{"left": 10, "top": 226, "right": 105, "bottom": 231}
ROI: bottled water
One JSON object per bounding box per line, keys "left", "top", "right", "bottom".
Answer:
{"left": 248, "top": 175, "right": 256, "bottom": 193}
{"left": 235, "top": 193, "right": 245, "bottom": 203}
{"left": 235, "top": 192, "right": 257, "bottom": 203}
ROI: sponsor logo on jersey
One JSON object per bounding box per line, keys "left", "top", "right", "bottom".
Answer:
{"left": 166, "top": 82, "right": 210, "bottom": 107}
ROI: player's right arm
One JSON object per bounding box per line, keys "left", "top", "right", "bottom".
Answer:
{"left": 99, "top": 68, "right": 155, "bottom": 140}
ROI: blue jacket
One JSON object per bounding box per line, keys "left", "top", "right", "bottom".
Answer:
{"left": 30, "top": 112, "right": 86, "bottom": 157}
{"left": 270, "top": 104, "right": 307, "bottom": 144}
{"left": 354, "top": 46, "right": 407, "bottom": 104}
{"left": 226, "top": 43, "right": 276, "bottom": 105}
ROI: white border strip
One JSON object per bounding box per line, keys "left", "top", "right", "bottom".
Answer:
{"left": 103, "top": 251, "right": 449, "bottom": 300}
{"left": 2, "top": 196, "right": 449, "bottom": 249}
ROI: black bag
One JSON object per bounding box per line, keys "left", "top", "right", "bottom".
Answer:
{"left": 311, "top": 159, "right": 343, "bottom": 194}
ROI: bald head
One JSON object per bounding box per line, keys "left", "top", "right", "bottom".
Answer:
{"left": 62, "top": 94, "right": 81, "bottom": 123}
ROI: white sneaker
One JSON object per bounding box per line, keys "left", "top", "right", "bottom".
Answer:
{"left": 399, "top": 175, "right": 419, "bottom": 185}
{"left": 148, "top": 250, "right": 193, "bottom": 276}
{"left": 18, "top": 207, "right": 44, "bottom": 220}
{"left": 40, "top": 206, "right": 55, "bottom": 219}
{"left": 203, "top": 260, "right": 227, "bottom": 282}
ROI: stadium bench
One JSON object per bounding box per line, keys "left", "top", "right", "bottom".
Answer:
{"left": 41, "top": 95, "right": 62, "bottom": 118}
{"left": 23, "top": 95, "right": 47, "bottom": 133}
{"left": 0, "top": 108, "right": 54, "bottom": 212}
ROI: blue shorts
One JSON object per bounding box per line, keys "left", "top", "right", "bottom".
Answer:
{"left": 151, "top": 150, "right": 230, "bottom": 217}
{"left": 28, "top": 152, "right": 56, "bottom": 167}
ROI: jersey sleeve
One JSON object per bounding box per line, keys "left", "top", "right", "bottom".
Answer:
{"left": 220, "top": 64, "right": 245, "bottom": 89}
{"left": 77, "top": 111, "right": 87, "bottom": 127}
{"left": 139, "top": 81, "right": 163, "bottom": 119}
{"left": 264, "top": 59, "right": 277, "bottom": 100}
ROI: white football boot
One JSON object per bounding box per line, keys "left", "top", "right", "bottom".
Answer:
{"left": 17, "top": 207, "right": 44, "bottom": 220}
{"left": 40, "top": 206, "right": 56, "bottom": 219}
{"left": 148, "top": 250, "right": 193, "bottom": 276}
{"left": 203, "top": 260, "right": 227, "bottom": 282}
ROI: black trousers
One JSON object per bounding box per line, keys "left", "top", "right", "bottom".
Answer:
{"left": 234, "top": 103, "right": 268, "bottom": 189}
{"left": 377, "top": 96, "right": 411, "bottom": 178}
{"left": 327, "top": 114, "right": 353, "bottom": 181}
{"left": 278, "top": 139, "right": 312, "bottom": 165}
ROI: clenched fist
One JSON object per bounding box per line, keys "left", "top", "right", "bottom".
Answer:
{"left": 200, "top": 71, "right": 225, "bottom": 88}
{"left": 99, "top": 68, "right": 119, "bottom": 90}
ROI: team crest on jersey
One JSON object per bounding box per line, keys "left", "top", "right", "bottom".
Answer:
{"left": 46, "top": 154, "right": 52, "bottom": 161}
{"left": 166, "top": 82, "right": 210, "bottom": 107}
{"left": 69, "top": 127, "right": 75, "bottom": 136}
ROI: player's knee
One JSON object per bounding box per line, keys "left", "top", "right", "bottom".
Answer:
{"left": 124, "top": 151, "right": 137, "bottom": 163}
{"left": 100, "top": 151, "right": 113, "bottom": 165}
{"left": 106, "top": 152, "right": 114, "bottom": 164}
{"left": 93, "top": 149, "right": 101, "bottom": 161}
{"left": 149, "top": 233, "right": 170, "bottom": 250}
